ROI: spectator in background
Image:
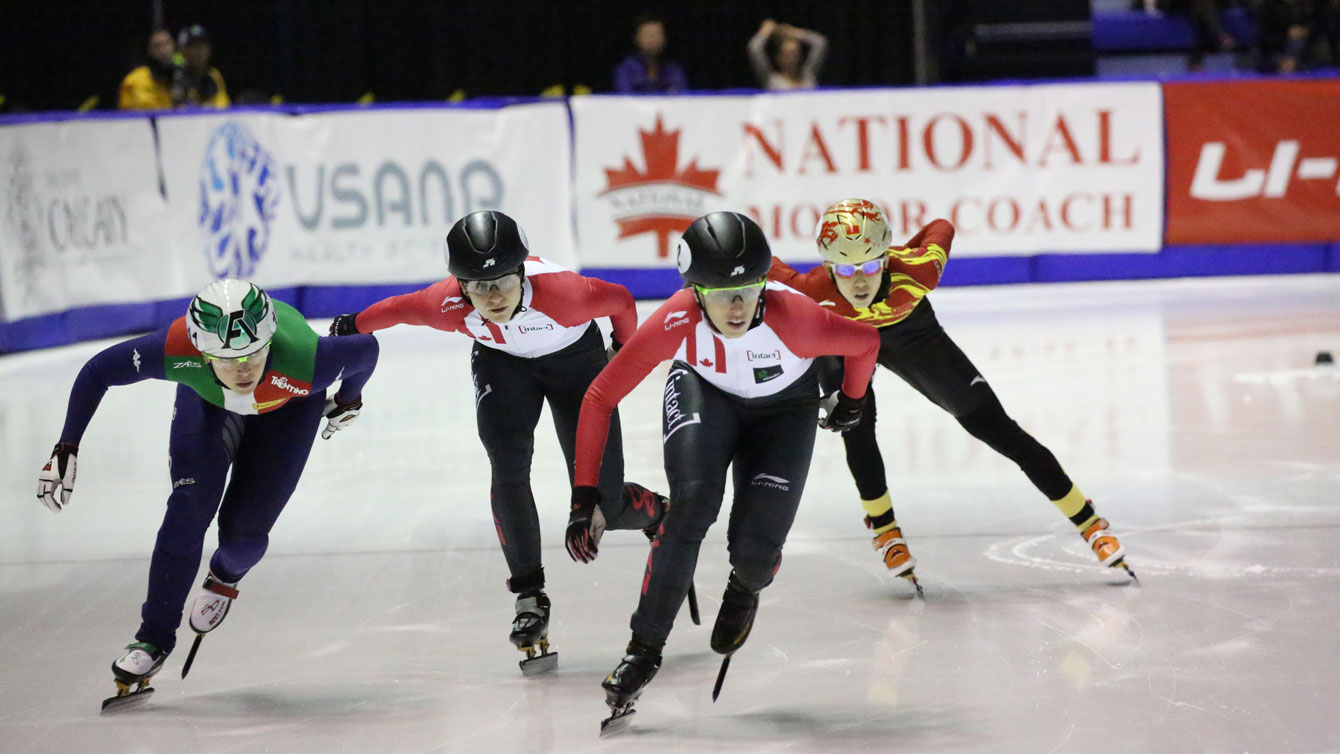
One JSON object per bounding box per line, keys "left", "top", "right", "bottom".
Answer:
{"left": 1256, "top": 0, "right": 1313, "bottom": 70}
{"left": 613, "top": 14, "right": 688, "bottom": 93}
{"left": 119, "top": 29, "right": 182, "bottom": 110}
{"left": 1137, "top": 0, "right": 1237, "bottom": 70}
{"left": 747, "top": 19, "right": 828, "bottom": 90}
{"left": 178, "top": 25, "right": 230, "bottom": 107}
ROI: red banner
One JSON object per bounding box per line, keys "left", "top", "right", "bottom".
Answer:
{"left": 1165, "top": 79, "right": 1340, "bottom": 245}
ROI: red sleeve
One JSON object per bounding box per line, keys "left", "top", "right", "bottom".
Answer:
{"left": 354, "top": 279, "right": 466, "bottom": 333}
{"left": 767, "top": 256, "right": 805, "bottom": 288}
{"left": 768, "top": 290, "right": 880, "bottom": 399}
{"left": 888, "top": 219, "right": 954, "bottom": 292}
{"left": 529, "top": 272, "right": 638, "bottom": 345}
{"left": 574, "top": 291, "right": 697, "bottom": 488}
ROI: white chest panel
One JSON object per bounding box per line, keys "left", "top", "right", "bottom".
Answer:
{"left": 464, "top": 283, "right": 588, "bottom": 359}
{"left": 672, "top": 320, "right": 813, "bottom": 399}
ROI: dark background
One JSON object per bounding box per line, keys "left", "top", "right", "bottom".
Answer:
{"left": 0, "top": 0, "right": 928, "bottom": 111}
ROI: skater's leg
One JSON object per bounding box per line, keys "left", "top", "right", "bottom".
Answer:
{"left": 473, "top": 344, "right": 546, "bottom": 588}
{"left": 210, "top": 393, "right": 325, "bottom": 582}
{"left": 135, "top": 386, "right": 237, "bottom": 654}
{"left": 628, "top": 365, "right": 737, "bottom": 650}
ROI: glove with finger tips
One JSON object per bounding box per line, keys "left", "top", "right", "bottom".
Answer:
{"left": 329, "top": 312, "right": 362, "bottom": 337}
{"left": 565, "top": 485, "right": 606, "bottom": 563}
{"left": 819, "top": 391, "right": 865, "bottom": 433}
{"left": 37, "top": 442, "right": 79, "bottom": 513}
{"left": 321, "top": 396, "right": 362, "bottom": 440}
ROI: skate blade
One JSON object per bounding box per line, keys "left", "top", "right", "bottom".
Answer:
{"left": 687, "top": 582, "right": 701, "bottom": 626}
{"left": 600, "top": 706, "right": 636, "bottom": 735}
{"left": 711, "top": 655, "right": 732, "bottom": 702}
{"left": 100, "top": 686, "right": 154, "bottom": 714}
{"left": 519, "top": 650, "right": 558, "bottom": 676}
{"left": 1112, "top": 559, "right": 1139, "bottom": 583}
{"left": 181, "top": 633, "right": 204, "bottom": 679}
{"left": 901, "top": 571, "right": 925, "bottom": 598}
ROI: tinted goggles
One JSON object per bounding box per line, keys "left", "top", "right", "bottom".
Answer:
{"left": 830, "top": 259, "right": 885, "bottom": 278}
{"left": 693, "top": 281, "right": 766, "bottom": 306}
{"left": 462, "top": 272, "right": 523, "bottom": 296}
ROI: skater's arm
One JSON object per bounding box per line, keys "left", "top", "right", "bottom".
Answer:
{"left": 532, "top": 273, "right": 639, "bottom": 346}
{"left": 574, "top": 294, "right": 693, "bottom": 487}
{"left": 767, "top": 255, "right": 805, "bottom": 288}
{"left": 313, "top": 334, "right": 380, "bottom": 404}
{"left": 353, "top": 279, "right": 462, "bottom": 333}
{"left": 770, "top": 293, "right": 879, "bottom": 399}
{"left": 889, "top": 218, "right": 953, "bottom": 292}
{"left": 59, "top": 330, "right": 168, "bottom": 444}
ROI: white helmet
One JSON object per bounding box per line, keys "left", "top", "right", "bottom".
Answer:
{"left": 186, "top": 279, "right": 277, "bottom": 358}
{"left": 815, "top": 198, "right": 892, "bottom": 264}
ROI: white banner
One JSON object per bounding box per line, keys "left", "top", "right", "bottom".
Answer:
{"left": 573, "top": 83, "right": 1165, "bottom": 267}
{"left": 156, "top": 104, "right": 573, "bottom": 292}
{"left": 0, "top": 119, "right": 174, "bottom": 321}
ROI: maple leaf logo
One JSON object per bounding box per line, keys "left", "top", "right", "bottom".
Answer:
{"left": 600, "top": 116, "right": 721, "bottom": 259}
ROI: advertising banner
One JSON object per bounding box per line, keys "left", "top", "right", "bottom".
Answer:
{"left": 573, "top": 83, "right": 1164, "bottom": 267}
{"left": 0, "top": 119, "right": 173, "bottom": 321}
{"left": 1166, "top": 79, "right": 1340, "bottom": 245}
{"left": 155, "top": 104, "right": 573, "bottom": 293}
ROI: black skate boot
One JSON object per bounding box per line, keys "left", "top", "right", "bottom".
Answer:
{"left": 509, "top": 591, "right": 557, "bottom": 676}
{"left": 102, "top": 642, "right": 168, "bottom": 714}
{"left": 709, "top": 572, "right": 760, "bottom": 701}
{"left": 600, "top": 641, "right": 663, "bottom": 734}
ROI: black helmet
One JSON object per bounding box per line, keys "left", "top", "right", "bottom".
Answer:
{"left": 675, "top": 211, "right": 771, "bottom": 288}
{"left": 444, "top": 211, "right": 530, "bottom": 280}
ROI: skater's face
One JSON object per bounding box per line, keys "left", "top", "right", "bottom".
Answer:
{"left": 208, "top": 344, "right": 269, "bottom": 394}
{"left": 464, "top": 272, "right": 524, "bottom": 323}
{"left": 696, "top": 282, "right": 764, "bottom": 338}
{"left": 828, "top": 261, "right": 883, "bottom": 309}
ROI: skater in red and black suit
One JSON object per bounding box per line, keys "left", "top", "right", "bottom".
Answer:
{"left": 328, "top": 210, "right": 667, "bottom": 674}
{"left": 769, "top": 198, "right": 1134, "bottom": 590}
{"left": 569, "top": 211, "right": 880, "bottom": 728}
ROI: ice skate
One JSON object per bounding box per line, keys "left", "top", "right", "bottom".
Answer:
{"left": 509, "top": 591, "right": 557, "bottom": 675}
{"left": 181, "top": 571, "right": 239, "bottom": 678}
{"left": 709, "top": 573, "right": 759, "bottom": 701}
{"left": 101, "top": 642, "right": 168, "bottom": 714}
{"left": 599, "top": 642, "right": 662, "bottom": 734}
{"left": 1083, "top": 517, "right": 1137, "bottom": 581}
{"left": 870, "top": 520, "right": 923, "bottom": 596}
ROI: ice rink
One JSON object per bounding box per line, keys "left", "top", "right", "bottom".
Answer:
{"left": 2, "top": 274, "right": 1338, "bottom": 754}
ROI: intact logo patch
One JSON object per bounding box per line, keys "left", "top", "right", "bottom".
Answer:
{"left": 753, "top": 365, "right": 783, "bottom": 383}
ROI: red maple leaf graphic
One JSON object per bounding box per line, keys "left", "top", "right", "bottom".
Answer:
{"left": 601, "top": 116, "right": 721, "bottom": 258}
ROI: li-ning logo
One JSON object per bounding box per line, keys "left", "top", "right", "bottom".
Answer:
{"left": 664, "top": 310, "right": 691, "bottom": 330}
{"left": 746, "top": 349, "right": 780, "bottom": 361}
{"left": 199, "top": 122, "right": 281, "bottom": 279}
{"left": 441, "top": 295, "right": 466, "bottom": 312}
{"left": 751, "top": 473, "right": 791, "bottom": 491}
{"left": 269, "top": 375, "right": 310, "bottom": 395}
{"left": 600, "top": 116, "right": 722, "bottom": 259}
{"left": 1190, "top": 140, "right": 1340, "bottom": 201}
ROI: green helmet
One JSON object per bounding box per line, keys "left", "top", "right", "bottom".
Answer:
{"left": 186, "top": 279, "right": 277, "bottom": 358}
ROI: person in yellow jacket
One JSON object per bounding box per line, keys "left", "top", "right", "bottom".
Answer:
{"left": 118, "top": 29, "right": 181, "bottom": 110}
{"left": 177, "top": 25, "right": 230, "bottom": 108}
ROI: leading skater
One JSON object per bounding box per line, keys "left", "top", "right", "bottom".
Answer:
{"left": 568, "top": 211, "right": 880, "bottom": 730}
{"left": 37, "top": 280, "right": 379, "bottom": 711}
{"left": 768, "top": 198, "right": 1133, "bottom": 587}
{"left": 327, "top": 210, "right": 671, "bottom": 674}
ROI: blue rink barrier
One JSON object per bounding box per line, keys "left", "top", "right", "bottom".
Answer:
{"left": 5, "top": 241, "right": 1334, "bottom": 355}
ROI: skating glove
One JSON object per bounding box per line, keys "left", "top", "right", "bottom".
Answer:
{"left": 321, "top": 396, "right": 363, "bottom": 440}
{"left": 37, "top": 442, "right": 78, "bottom": 513}
{"left": 818, "top": 391, "right": 865, "bottom": 433}
{"left": 606, "top": 337, "right": 622, "bottom": 362}
{"left": 566, "top": 486, "right": 607, "bottom": 563}
{"left": 329, "top": 312, "right": 362, "bottom": 336}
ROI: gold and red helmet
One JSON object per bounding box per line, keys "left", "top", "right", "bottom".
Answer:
{"left": 815, "top": 198, "right": 892, "bottom": 264}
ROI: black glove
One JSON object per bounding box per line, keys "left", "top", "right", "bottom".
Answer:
{"left": 606, "top": 337, "right": 622, "bottom": 362}
{"left": 329, "top": 312, "right": 362, "bottom": 336}
{"left": 819, "top": 391, "right": 865, "bottom": 433}
{"left": 566, "top": 485, "right": 606, "bottom": 563}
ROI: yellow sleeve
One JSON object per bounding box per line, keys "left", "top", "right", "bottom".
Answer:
{"left": 118, "top": 68, "right": 165, "bottom": 110}
{"left": 208, "top": 69, "right": 230, "bottom": 108}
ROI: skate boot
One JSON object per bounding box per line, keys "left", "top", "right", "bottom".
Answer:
{"left": 102, "top": 642, "right": 168, "bottom": 713}
{"left": 868, "top": 517, "right": 922, "bottom": 595}
{"left": 1082, "top": 517, "right": 1137, "bottom": 580}
{"left": 181, "top": 571, "right": 239, "bottom": 678}
{"left": 510, "top": 591, "right": 557, "bottom": 675}
{"left": 707, "top": 572, "right": 760, "bottom": 701}
{"left": 600, "top": 641, "right": 662, "bottom": 734}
